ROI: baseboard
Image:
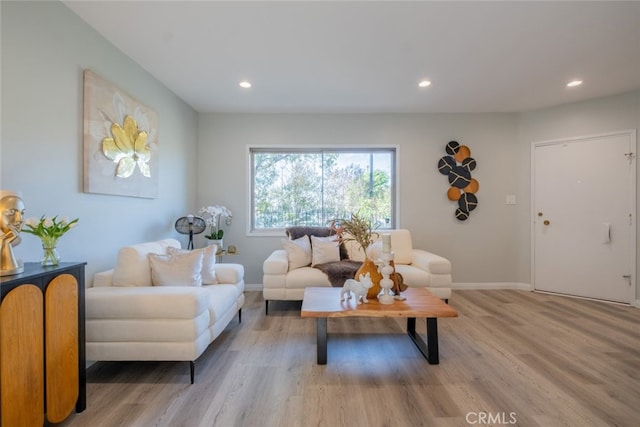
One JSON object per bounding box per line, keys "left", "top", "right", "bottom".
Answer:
{"left": 633, "top": 299, "right": 640, "bottom": 308}
{"left": 245, "top": 283, "right": 263, "bottom": 291}
{"left": 453, "top": 282, "right": 532, "bottom": 291}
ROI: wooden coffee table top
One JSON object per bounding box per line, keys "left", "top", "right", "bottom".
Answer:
{"left": 301, "top": 287, "right": 458, "bottom": 319}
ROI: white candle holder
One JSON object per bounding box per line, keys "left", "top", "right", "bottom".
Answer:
{"left": 377, "top": 252, "right": 395, "bottom": 304}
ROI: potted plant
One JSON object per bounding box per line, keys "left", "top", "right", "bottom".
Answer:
{"left": 22, "top": 215, "right": 79, "bottom": 266}
{"left": 199, "top": 205, "right": 232, "bottom": 249}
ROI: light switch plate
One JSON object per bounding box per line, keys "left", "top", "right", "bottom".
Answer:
{"left": 506, "top": 195, "right": 517, "bottom": 205}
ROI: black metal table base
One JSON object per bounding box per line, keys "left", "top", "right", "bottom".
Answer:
{"left": 314, "top": 317, "right": 439, "bottom": 365}
{"left": 407, "top": 317, "right": 439, "bottom": 364}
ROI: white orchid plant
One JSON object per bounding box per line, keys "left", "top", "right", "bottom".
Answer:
{"left": 199, "top": 205, "right": 232, "bottom": 240}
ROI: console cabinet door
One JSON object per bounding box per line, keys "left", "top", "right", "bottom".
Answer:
{"left": 45, "top": 274, "right": 79, "bottom": 423}
{"left": 0, "top": 284, "right": 44, "bottom": 427}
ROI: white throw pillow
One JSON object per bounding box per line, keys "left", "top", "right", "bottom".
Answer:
{"left": 310, "top": 235, "right": 340, "bottom": 266}
{"left": 112, "top": 240, "right": 173, "bottom": 286}
{"left": 148, "top": 250, "right": 204, "bottom": 286}
{"left": 167, "top": 245, "right": 218, "bottom": 284}
{"left": 282, "top": 235, "right": 312, "bottom": 270}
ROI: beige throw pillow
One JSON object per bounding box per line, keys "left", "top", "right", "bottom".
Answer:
{"left": 282, "top": 235, "right": 312, "bottom": 270}
{"left": 311, "top": 235, "right": 340, "bottom": 266}
{"left": 167, "top": 245, "right": 218, "bottom": 284}
{"left": 148, "top": 250, "right": 204, "bottom": 286}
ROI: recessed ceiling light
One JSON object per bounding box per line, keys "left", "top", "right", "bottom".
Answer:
{"left": 418, "top": 80, "right": 432, "bottom": 88}
{"left": 239, "top": 81, "right": 252, "bottom": 89}
{"left": 567, "top": 80, "right": 582, "bottom": 87}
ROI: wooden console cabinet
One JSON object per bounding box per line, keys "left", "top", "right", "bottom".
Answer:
{"left": 0, "top": 262, "right": 86, "bottom": 426}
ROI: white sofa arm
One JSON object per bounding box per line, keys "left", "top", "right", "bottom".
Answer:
{"left": 92, "top": 269, "right": 115, "bottom": 287}
{"left": 263, "top": 250, "right": 289, "bottom": 275}
{"left": 411, "top": 249, "right": 452, "bottom": 275}
{"left": 214, "top": 263, "right": 244, "bottom": 284}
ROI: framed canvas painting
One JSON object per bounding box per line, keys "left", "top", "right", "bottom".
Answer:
{"left": 83, "top": 70, "right": 159, "bottom": 198}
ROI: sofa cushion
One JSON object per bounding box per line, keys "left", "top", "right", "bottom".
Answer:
{"left": 389, "top": 230, "right": 414, "bottom": 264}
{"left": 148, "top": 250, "right": 204, "bottom": 286}
{"left": 112, "top": 239, "right": 181, "bottom": 286}
{"left": 168, "top": 245, "right": 219, "bottom": 284}
{"left": 311, "top": 235, "right": 341, "bottom": 266}
{"left": 282, "top": 235, "right": 312, "bottom": 270}
{"left": 86, "top": 286, "right": 211, "bottom": 319}
{"left": 86, "top": 312, "right": 211, "bottom": 342}
{"left": 286, "top": 266, "right": 332, "bottom": 289}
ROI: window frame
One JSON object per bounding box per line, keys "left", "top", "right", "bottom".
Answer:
{"left": 246, "top": 145, "right": 399, "bottom": 236}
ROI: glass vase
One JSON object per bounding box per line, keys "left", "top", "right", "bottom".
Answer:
{"left": 41, "top": 236, "right": 60, "bottom": 266}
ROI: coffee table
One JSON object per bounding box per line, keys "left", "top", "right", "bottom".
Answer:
{"left": 301, "top": 287, "right": 458, "bottom": 365}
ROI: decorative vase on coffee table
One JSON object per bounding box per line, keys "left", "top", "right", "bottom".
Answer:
{"left": 355, "top": 257, "right": 382, "bottom": 299}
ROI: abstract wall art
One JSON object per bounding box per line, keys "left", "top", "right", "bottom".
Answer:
{"left": 438, "top": 140, "right": 479, "bottom": 221}
{"left": 83, "top": 70, "right": 159, "bottom": 198}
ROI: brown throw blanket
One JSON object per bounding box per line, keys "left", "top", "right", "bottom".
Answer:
{"left": 313, "top": 260, "right": 363, "bottom": 287}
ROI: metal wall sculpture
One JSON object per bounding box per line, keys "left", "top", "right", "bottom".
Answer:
{"left": 83, "top": 70, "right": 159, "bottom": 198}
{"left": 438, "top": 141, "right": 478, "bottom": 221}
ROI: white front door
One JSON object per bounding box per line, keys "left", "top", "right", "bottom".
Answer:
{"left": 532, "top": 131, "right": 636, "bottom": 303}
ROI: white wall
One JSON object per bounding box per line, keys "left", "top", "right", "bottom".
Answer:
{"left": 1, "top": 1, "right": 199, "bottom": 281}
{"left": 517, "top": 91, "right": 640, "bottom": 301}
{"left": 198, "top": 113, "right": 520, "bottom": 285}
{"left": 200, "top": 93, "right": 639, "bottom": 290}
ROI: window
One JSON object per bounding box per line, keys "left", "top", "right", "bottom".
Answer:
{"left": 250, "top": 147, "right": 396, "bottom": 232}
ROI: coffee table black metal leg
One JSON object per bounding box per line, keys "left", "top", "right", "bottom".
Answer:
{"left": 317, "top": 318, "right": 327, "bottom": 365}
{"left": 407, "top": 317, "right": 439, "bottom": 364}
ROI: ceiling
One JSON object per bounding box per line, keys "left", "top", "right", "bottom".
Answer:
{"left": 63, "top": 1, "right": 640, "bottom": 114}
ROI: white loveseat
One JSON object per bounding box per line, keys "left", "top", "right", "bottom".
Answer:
{"left": 85, "top": 239, "right": 245, "bottom": 383}
{"left": 263, "top": 228, "right": 451, "bottom": 313}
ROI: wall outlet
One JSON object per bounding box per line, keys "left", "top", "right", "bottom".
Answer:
{"left": 506, "top": 195, "right": 517, "bottom": 205}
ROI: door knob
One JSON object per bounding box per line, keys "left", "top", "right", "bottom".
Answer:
{"left": 543, "top": 220, "right": 550, "bottom": 226}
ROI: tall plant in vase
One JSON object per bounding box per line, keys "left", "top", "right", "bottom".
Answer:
{"left": 331, "top": 212, "right": 382, "bottom": 299}
{"left": 22, "top": 215, "right": 79, "bottom": 266}
{"left": 199, "top": 205, "right": 232, "bottom": 250}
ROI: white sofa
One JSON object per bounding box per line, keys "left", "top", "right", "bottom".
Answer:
{"left": 263, "top": 229, "right": 451, "bottom": 313}
{"left": 85, "top": 239, "right": 245, "bottom": 383}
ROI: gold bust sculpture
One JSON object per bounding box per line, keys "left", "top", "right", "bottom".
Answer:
{"left": 0, "top": 190, "right": 25, "bottom": 276}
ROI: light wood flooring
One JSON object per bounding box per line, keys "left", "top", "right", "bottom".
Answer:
{"left": 57, "top": 290, "right": 640, "bottom": 427}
